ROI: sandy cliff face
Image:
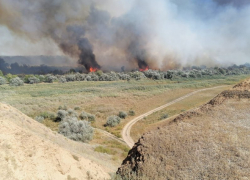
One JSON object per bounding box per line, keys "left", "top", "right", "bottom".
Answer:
{"left": 117, "top": 79, "right": 250, "bottom": 179}
{"left": 0, "top": 103, "right": 110, "bottom": 180}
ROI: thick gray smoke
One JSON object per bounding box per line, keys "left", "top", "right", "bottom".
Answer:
{"left": 0, "top": 0, "right": 249, "bottom": 71}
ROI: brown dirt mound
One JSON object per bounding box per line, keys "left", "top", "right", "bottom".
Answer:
{"left": 117, "top": 78, "right": 250, "bottom": 179}
{"left": 0, "top": 103, "right": 110, "bottom": 180}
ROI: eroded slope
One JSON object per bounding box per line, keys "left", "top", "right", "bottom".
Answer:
{"left": 0, "top": 103, "right": 111, "bottom": 180}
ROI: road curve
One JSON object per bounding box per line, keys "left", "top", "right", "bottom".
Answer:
{"left": 122, "top": 85, "right": 228, "bottom": 148}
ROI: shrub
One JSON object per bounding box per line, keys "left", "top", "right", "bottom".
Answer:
{"left": 28, "top": 76, "right": 40, "bottom": 84}
{"left": 45, "top": 74, "right": 57, "bottom": 83}
{"left": 58, "top": 105, "right": 67, "bottom": 110}
{"left": 35, "top": 116, "right": 44, "bottom": 123}
{"left": 0, "top": 70, "right": 3, "bottom": 77}
{"left": 159, "top": 113, "right": 168, "bottom": 120}
{"left": 87, "top": 114, "right": 95, "bottom": 122}
{"left": 74, "top": 106, "right": 80, "bottom": 110}
{"left": 79, "top": 111, "right": 95, "bottom": 122}
{"left": 57, "top": 110, "right": 68, "bottom": 121}
{"left": 118, "top": 111, "right": 127, "bottom": 119}
{"left": 106, "top": 115, "right": 121, "bottom": 127}
{"left": 59, "top": 76, "right": 67, "bottom": 83}
{"left": 38, "top": 75, "right": 45, "bottom": 82}
{"left": 129, "top": 110, "right": 135, "bottom": 116}
{"left": 66, "top": 74, "right": 76, "bottom": 82}
{"left": 5, "top": 74, "right": 17, "bottom": 82}
{"left": 79, "top": 111, "right": 88, "bottom": 120}
{"left": 67, "top": 109, "right": 78, "bottom": 117}
{"left": 39, "top": 112, "right": 56, "bottom": 119}
{"left": 0, "top": 77, "right": 6, "bottom": 85}
{"left": 9, "top": 77, "right": 24, "bottom": 86}
{"left": 75, "top": 73, "right": 85, "bottom": 81}
{"left": 58, "top": 117, "right": 94, "bottom": 142}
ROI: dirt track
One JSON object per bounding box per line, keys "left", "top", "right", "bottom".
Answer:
{"left": 122, "top": 86, "right": 228, "bottom": 148}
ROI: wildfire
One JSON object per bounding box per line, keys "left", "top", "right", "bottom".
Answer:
{"left": 89, "top": 67, "right": 98, "bottom": 72}
{"left": 139, "top": 66, "right": 149, "bottom": 72}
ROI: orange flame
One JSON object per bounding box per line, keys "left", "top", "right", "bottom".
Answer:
{"left": 89, "top": 67, "right": 98, "bottom": 72}
{"left": 139, "top": 66, "right": 149, "bottom": 72}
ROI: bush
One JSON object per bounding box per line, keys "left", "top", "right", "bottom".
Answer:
{"left": 79, "top": 111, "right": 96, "bottom": 122}
{"left": 57, "top": 110, "right": 68, "bottom": 121}
{"left": 106, "top": 115, "right": 121, "bottom": 127}
{"left": 38, "top": 75, "right": 45, "bottom": 82}
{"left": 5, "top": 73, "right": 17, "bottom": 82}
{"left": 66, "top": 74, "right": 76, "bottom": 82}
{"left": 118, "top": 111, "right": 127, "bottom": 119}
{"left": 159, "top": 113, "right": 168, "bottom": 120}
{"left": 28, "top": 76, "right": 40, "bottom": 84}
{"left": 9, "top": 77, "right": 24, "bottom": 86}
{"left": 58, "top": 105, "right": 67, "bottom": 110}
{"left": 45, "top": 74, "right": 57, "bottom": 83}
{"left": 39, "top": 112, "right": 56, "bottom": 119}
{"left": 74, "top": 106, "right": 80, "bottom": 110}
{"left": 59, "top": 76, "right": 67, "bottom": 83}
{"left": 35, "top": 116, "right": 44, "bottom": 123}
{"left": 0, "top": 70, "right": 3, "bottom": 77}
{"left": 87, "top": 114, "right": 95, "bottom": 122}
{"left": 129, "top": 110, "right": 135, "bottom": 116}
{"left": 0, "top": 77, "right": 6, "bottom": 85}
{"left": 67, "top": 109, "right": 78, "bottom": 117}
{"left": 58, "top": 117, "right": 94, "bottom": 142}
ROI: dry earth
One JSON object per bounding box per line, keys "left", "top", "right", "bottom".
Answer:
{"left": 117, "top": 78, "right": 250, "bottom": 179}
{"left": 0, "top": 103, "right": 112, "bottom": 180}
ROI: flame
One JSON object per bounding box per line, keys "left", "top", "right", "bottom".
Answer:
{"left": 139, "top": 66, "right": 149, "bottom": 72}
{"left": 89, "top": 67, "right": 98, "bottom": 72}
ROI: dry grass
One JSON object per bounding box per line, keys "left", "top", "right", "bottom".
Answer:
{"left": 0, "top": 75, "right": 248, "bottom": 164}
{"left": 118, "top": 80, "right": 250, "bottom": 179}
{"left": 130, "top": 86, "right": 230, "bottom": 140}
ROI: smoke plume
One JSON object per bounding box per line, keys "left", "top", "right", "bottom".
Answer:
{"left": 0, "top": 0, "right": 250, "bottom": 71}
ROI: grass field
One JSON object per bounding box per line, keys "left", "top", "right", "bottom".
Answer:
{"left": 0, "top": 74, "right": 248, "bottom": 160}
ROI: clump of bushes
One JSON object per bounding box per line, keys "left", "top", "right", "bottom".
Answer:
{"left": 58, "top": 116, "right": 94, "bottom": 142}
{"left": 0, "top": 77, "right": 6, "bottom": 85}
{"left": 9, "top": 77, "right": 24, "bottom": 86}
{"left": 79, "top": 111, "right": 96, "bottom": 122}
{"left": 118, "top": 111, "right": 127, "bottom": 119}
{"left": 105, "top": 115, "right": 121, "bottom": 127}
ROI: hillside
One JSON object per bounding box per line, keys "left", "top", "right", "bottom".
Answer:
{"left": 117, "top": 78, "right": 250, "bottom": 179}
{"left": 0, "top": 103, "right": 112, "bottom": 180}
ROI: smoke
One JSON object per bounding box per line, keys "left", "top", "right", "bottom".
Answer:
{"left": 0, "top": 0, "right": 250, "bottom": 71}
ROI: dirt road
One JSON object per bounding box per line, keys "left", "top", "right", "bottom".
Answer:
{"left": 122, "top": 86, "right": 228, "bottom": 148}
